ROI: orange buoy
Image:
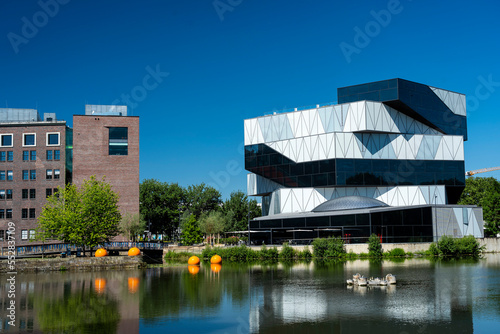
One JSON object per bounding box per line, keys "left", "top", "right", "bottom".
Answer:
{"left": 210, "top": 254, "right": 222, "bottom": 264}
{"left": 188, "top": 256, "right": 200, "bottom": 265}
{"left": 128, "top": 247, "right": 140, "bottom": 256}
{"left": 95, "top": 248, "right": 107, "bottom": 257}
{"left": 94, "top": 278, "right": 106, "bottom": 294}
{"left": 188, "top": 265, "right": 200, "bottom": 275}
{"left": 128, "top": 277, "right": 139, "bottom": 293}
{"left": 211, "top": 264, "right": 222, "bottom": 273}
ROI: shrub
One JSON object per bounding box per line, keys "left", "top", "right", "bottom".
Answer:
{"left": 455, "top": 235, "right": 484, "bottom": 256}
{"left": 386, "top": 248, "right": 406, "bottom": 257}
{"left": 312, "top": 237, "right": 346, "bottom": 258}
{"left": 437, "top": 235, "right": 456, "bottom": 256}
{"left": 368, "top": 234, "right": 383, "bottom": 258}
{"left": 279, "top": 243, "right": 296, "bottom": 259}
{"left": 260, "top": 245, "right": 279, "bottom": 261}
{"left": 298, "top": 246, "right": 313, "bottom": 260}
{"left": 429, "top": 235, "right": 484, "bottom": 257}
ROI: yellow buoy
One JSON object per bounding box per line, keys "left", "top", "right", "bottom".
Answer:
{"left": 188, "top": 265, "right": 200, "bottom": 275}
{"left": 94, "top": 278, "right": 106, "bottom": 294}
{"left": 95, "top": 248, "right": 107, "bottom": 257}
{"left": 128, "top": 247, "right": 141, "bottom": 256}
{"left": 128, "top": 277, "right": 139, "bottom": 293}
{"left": 211, "top": 264, "right": 222, "bottom": 273}
{"left": 188, "top": 256, "right": 200, "bottom": 265}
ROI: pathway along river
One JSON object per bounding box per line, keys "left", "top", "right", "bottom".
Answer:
{"left": 1, "top": 254, "right": 500, "bottom": 333}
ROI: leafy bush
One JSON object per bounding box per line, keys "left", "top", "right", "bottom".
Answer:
{"left": 297, "top": 246, "right": 313, "bottom": 260}
{"left": 368, "top": 234, "right": 383, "bottom": 258}
{"left": 260, "top": 245, "right": 279, "bottom": 261}
{"left": 386, "top": 248, "right": 406, "bottom": 257}
{"left": 279, "top": 243, "right": 296, "bottom": 259}
{"left": 428, "top": 235, "right": 484, "bottom": 257}
{"left": 312, "top": 237, "right": 346, "bottom": 258}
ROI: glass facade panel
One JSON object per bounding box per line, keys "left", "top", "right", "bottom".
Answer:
{"left": 109, "top": 127, "right": 128, "bottom": 155}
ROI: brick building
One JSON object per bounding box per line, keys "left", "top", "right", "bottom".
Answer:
{"left": 0, "top": 109, "right": 68, "bottom": 244}
{"left": 0, "top": 105, "right": 139, "bottom": 246}
{"left": 72, "top": 105, "right": 140, "bottom": 218}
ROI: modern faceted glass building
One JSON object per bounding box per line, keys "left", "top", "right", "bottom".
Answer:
{"left": 245, "top": 79, "right": 483, "bottom": 244}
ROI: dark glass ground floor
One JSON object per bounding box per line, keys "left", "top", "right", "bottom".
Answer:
{"left": 249, "top": 206, "right": 434, "bottom": 245}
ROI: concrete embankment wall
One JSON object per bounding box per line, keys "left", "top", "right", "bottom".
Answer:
{"left": 164, "top": 238, "right": 500, "bottom": 255}
{"left": 0, "top": 255, "right": 144, "bottom": 273}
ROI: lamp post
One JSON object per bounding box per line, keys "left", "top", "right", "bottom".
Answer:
{"left": 434, "top": 194, "right": 438, "bottom": 242}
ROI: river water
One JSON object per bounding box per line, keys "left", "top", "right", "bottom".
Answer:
{"left": 1, "top": 254, "right": 500, "bottom": 333}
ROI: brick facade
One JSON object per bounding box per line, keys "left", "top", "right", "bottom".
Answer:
{"left": 0, "top": 122, "right": 67, "bottom": 245}
{"left": 72, "top": 115, "right": 140, "bottom": 218}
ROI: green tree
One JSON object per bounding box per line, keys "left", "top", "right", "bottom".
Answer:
{"left": 184, "top": 183, "right": 222, "bottom": 218}
{"left": 222, "top": 190, "right": 261, "bottom": 231}
{"left": 140, "top": 179, "right": 184, "bottom": 238}
{"left": 119, "top": 212, "right": 147, "bottom": 242}
{"left": 36, "top": 176, "right": 121, "bottom": 256}
{"left": 198, "top": 211, "right": 226, "bottom": 244}
{"left": 180, "top": 214, "right": 203, "bottom": 245}
{"left": 458, "top": 177, "right": 500, "bottom": 236}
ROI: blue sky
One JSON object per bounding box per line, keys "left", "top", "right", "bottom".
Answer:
{"left": 1, "top": 0, "right": 500, "bottom": 200}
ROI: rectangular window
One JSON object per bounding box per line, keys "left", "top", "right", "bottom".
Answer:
{"left": 7, "top": 151, "right": 13, "bottom": 161}
{"left": 0, "top": 189, "right": 4, "bottom": 199}
{"left": 30, "top": 150, "right": 36, "bottom": 161}
{"left": 21, "top": 229, "right": 28, "bottom": 240}
{"left": 0, "top": 230, "right": 4, "bottom": 241}
{"left": 29, "top": 189, "right": 35, "bottom": 199}
{"left": 0, "top": 171, "right": 5, "bottom": 181}
{"left": 22, "top": 208, "right": 28, "bottom": 219}
{"left": 46, "top": 188, "right": 52, "bottom": 198}
{"left": 54, "top": 169, "right": 60, "bottom": 180}
{"left": 46, "top": 150, "right": 53, "bottom": 160}
{"left": 47, "top": 132, "right": 60, "bottom": 146}
{"left": 23, "top": 133, "right": 36, "bottom": 146}
{"left": 0, "top": 152, "right": 5, "bottom": 161}
{"left": 109, "top": 127, "right": 128, "bottom": 155}
{"left": 7, "top": 171, "right": 13, "bottom": 181}
{"left": 23, "top": 151, "right": 29, "bottom": 161}
{"left": 0, "top": 134, "right": 13, "bottom": 147}
{"left": 54, "top": 149, "right": 60, "bottom": 160}
{"left": 22, "top": 189, "right": 28, "bottom": 199}
{"left": 29, "top": 208, "right": 35, "bottom": 219}
{"left": 29, "top": 229, "right": 35, "bottom": 240}
{"left": 0, "top": 209, "right": 4, "bottom": 219}
{"left": 6, "top": 189, "right": 12, "bottom": 200}
{"left": 30, "top": 170, "right": 36, "bottom": 180}
{"left": 23, "top": 170, "right": 28, "bottom": 180}
{"left": 6, "top": 209, "right": 12, "bottom": 219}
{"left": 46, "top": 169, "right": 52, "bottom": 180}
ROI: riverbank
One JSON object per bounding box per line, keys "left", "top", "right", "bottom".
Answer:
{"left": 0, "top": 255, "right": 145, "bottom": 273}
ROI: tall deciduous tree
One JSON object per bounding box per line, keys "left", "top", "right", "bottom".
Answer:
{"left": 222, "top": 190, "right": 261, "bottom": 231}
{"left": 198, "top": 211, "right": 226, "bottom": 244}
{"left": 184, "top": 183, "right": 222, "bottom": 218}
{"left": 36, "top": 176, "right": 121, "bottom": 255}
{"left": 140, "top": 179, "right": 184, "bottom": 238}
{"left": 458, "top": 177, "right": 500, "bottom": 236}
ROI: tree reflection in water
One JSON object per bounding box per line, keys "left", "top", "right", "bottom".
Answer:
{"left": 36, "top": 283, "right": 120, "bottom": 334}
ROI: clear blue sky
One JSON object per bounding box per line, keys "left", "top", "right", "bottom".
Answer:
{"left": 1, "top": 0, "right": 500, "bottom": 200}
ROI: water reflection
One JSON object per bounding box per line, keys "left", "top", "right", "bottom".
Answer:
{"left": 0, "top": 256, "right": 499, "bottom": 333}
